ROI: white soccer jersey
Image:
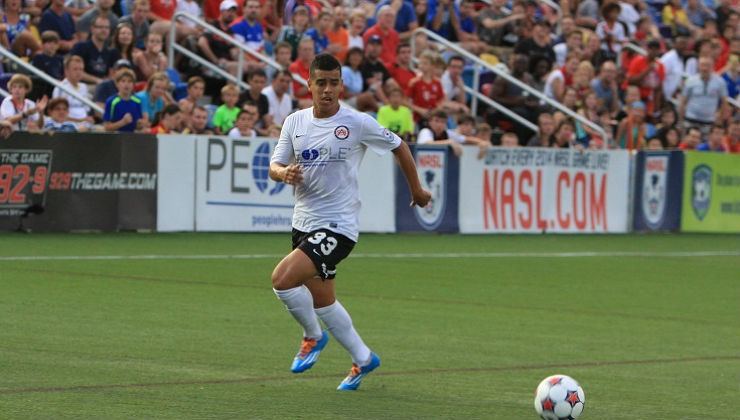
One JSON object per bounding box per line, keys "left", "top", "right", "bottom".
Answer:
{"left": 271, "top": 105, "right": 402, "bottom": 241}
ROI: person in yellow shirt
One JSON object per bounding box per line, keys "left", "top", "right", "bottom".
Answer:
{"left": 662, "top": 0, "right": 690, "bottom": 35}
{"left": 376, "top": 88, "right": 415, "bottom": 142}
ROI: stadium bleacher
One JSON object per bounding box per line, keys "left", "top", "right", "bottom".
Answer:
{"left": 0, "top": 0, "right": 737, "bottom": 151}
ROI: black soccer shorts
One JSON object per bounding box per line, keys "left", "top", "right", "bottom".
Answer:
{"left": 292, "top": 228, "right": 356, "bottom": 280}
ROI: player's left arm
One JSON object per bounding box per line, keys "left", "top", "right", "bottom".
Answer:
{"left": 392, "top": 141, "right": 432, "bottom": 207}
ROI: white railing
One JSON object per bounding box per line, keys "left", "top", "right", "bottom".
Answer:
{"left": 168, "top": 12, "right": 358, "bottom": 109}
{"left": 462, "top": 85, "right": 539, "bottom": 134}
{"left": 0, "top": 44, "right": 103, "bottom": 114}
{"left": 411, "top": 28, "right": 607, "bottom": 143}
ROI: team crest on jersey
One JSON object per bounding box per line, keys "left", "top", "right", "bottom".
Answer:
{"left": 413, "top": 149, "right": 446, "bottom": 231}
{"left": 642, "top": 155, "right": 668, "bottom": 230}
{"left": 334, "top": 125, "right": 350, "bottom": 140}
{"left": 691, "top": 164, "right": 712, "bottom": 221}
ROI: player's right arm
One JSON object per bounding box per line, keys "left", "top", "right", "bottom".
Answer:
{"left": 269, "top": 113, "right": 302, "bottom": 184}
{"left": 392, "top": 141, "right": 432, "bottom": 207}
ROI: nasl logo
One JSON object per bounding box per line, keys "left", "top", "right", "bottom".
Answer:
{"left": 252, "top": 142, "right": 286, "bottom": 196}
{"left": 642, "top": 155, "right": 668, "bottom": 230}
{"left": 691, "top": 164, "right": 712, "bottom": 221}
{"left": 413, "top": 149, "right": 446, "bottom": 230}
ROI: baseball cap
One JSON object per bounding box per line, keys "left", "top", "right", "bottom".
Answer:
{"left": 368, "top": 35, "right": 382, "bottom": 44}
{"left": 113, "top": 59, "right": 134, "bottom": 70}
{"left": 220, "top": 0, "right": 238, "bottom": 12}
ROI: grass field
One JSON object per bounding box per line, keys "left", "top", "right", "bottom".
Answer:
{"left": 1, "top": 233, "right": 738, "bottom": 419}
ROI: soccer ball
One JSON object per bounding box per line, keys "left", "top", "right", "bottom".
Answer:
{"left": 534, "top": 374, "right": 585, "bottom": 419}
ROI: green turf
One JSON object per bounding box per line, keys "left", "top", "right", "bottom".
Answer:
{"left": 1, "top": 233, "right": 738, "bottom": 419}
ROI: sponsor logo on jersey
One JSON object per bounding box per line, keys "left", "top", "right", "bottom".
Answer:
{"left": 334, "top": 125, "right": 350, "bottom": 140}
{"left": 691, "top": 164, "right": 712, "bottom": 221}
{"left": 642, "top": 155, "right": 668, "bottom": 230}
{"left": 413, "top": 149, "right": 446, "bottom": 230}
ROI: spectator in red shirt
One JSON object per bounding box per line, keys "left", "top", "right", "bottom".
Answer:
{"left": 363, "top": 5, "right": 400, "bottom": 66}
{"left": 678, "top": 126, "right": 703, "bottom": 150}
{"left": 387, "top": 43, "right": 416, "bottom": 95}
{"left": 149, "top": 0, "right": 199, "bottom": 41}
{"left": 724, "top": 119, "right": 740, "bottom": 153}
{"left": 407, "top": 50, "right": 445, "bottom": 123}
{"left": 624, "top": 40, "right": 665, "bottom": 116}
{"left": 289, "top": 37, "right": 315, "bottom": 107}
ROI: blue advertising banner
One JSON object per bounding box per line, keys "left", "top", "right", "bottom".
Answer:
{"left": 633, "top": 151, "right": 684, "bottom": 232}
{"left": 395, "top": 144, "right": 459, "bottom": 232}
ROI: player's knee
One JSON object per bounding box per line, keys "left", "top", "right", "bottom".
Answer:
{"left": 271, "top": 268, "right": 298, "bottom": 290}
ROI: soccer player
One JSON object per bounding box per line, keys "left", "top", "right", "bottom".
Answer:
{"left": 269, "top": 54, "right": 431, "bottom": 391}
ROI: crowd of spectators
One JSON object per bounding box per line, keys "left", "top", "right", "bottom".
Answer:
{"left": 0, "top": 0, "right": 737, "bottom": 153}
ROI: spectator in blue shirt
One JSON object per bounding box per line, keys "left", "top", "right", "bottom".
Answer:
{"left": 135, "top": 72, "right": 169, "bottom": 122}
{"left": 32, "top": 31, "right": 65, "bottom": 81}
{"left": 375, "top": 0, "right": 418, "bottom": 39}
{"left": 426, "top": 0, "right": 461, "bottom": 42}
{"left": 38, "top": 0, "right": 76, "bottom": 52}
{"left": 230, "top": 0, "right": 265, "bottom": 52}
{"left": 103, "top": 68, "right": 144, "bottom": 132}
{"left": 305, "top": 11, "right": 332, "bottom": 54}
{"left": 70, "top": 15, "right": 121, "bottom": 84}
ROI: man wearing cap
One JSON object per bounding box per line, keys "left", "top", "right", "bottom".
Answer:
{"left": 359, "top": 35, "right": 392, "bottom": 104}
{"left": 363, "top": 5, "right": 400, "bottom": 66}
{"left": 624, "top": 40, "right": 665, "bottom": 116}
{"left": 94, "top": 59, "right": 134, "bottom": 109}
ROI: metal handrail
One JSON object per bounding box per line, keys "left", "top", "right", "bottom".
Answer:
{"left": 168, "top": 12, "right": 357, "bottom": 109}
{"left": 462, "top": 85, "right": 539, "bottom": 134}
{"left": 0, "top": 44, "right": 103, "bottom": 114}
{"left": 411, "top": 28, "right": 608, "bottom": 143}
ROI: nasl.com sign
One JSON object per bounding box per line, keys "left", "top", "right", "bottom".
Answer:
{"left": 458, "top": 148, "right": 630, "bottom": 233}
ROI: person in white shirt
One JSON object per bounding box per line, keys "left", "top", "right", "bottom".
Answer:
{"left": 261, "top": 69, "right": 294, "bottom": 127}
{"left": 227, "top": 105, "right": 258, "bottom": 138}
{"left": 52, "top": 55, "right": 92, "bottom": 127}
{"left": 0, "top": 74, "right": 46, "bottom": 131}
{"left": 417, "top": 110, "right": 489, "bottom": 156}
{"left": 659, "top": 31, "right": 691, "bottom": 99}
{"left": 440, "top": 55, "right": 467, "bottom": 105}
{"left": 269, "top": 53, "right": 430, "bottom": 391}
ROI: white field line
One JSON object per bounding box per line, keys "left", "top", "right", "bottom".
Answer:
{"left": 0, "top": 251, "right": 739, "bottom": 262}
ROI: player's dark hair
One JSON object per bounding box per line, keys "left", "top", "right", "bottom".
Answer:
{"left": 310, "top": 53, "right": 341, "bottom": 78}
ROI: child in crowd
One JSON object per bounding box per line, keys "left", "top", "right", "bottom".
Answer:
{"left": 228, "top": 105, "right": 258, "bottom": 138}
{"left": 32, "top": 31, "right": 65, "bottom": 81}
{"left": 53, "top": 55, "right": 93, "bottom": 128}
{"left": 135, "top": 72, "right": 170, "bottom": 123}
{"left": 43, "top": 98, "right": 82, "bottom": 132}
{"left": 103, "top": 69, "right": 144, "bottom": 132}
{"left": 213, "top": 84, "right": 241, "bottom": 134}
{"left": 178, "top": 76, "right": 206, "bottom": 114}
{"left": 376, "top": 88, "right": 414, "bottom": 142}
{"left": 0, "top": 74, "right": 47, "bottom": 131}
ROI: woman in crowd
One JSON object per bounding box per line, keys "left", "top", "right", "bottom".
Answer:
{"left": 133, "top": 32, "right": 169, "bottom": 82}
{"left": 112, "top": 23, "right": 136, "bottom": 63}
{"left": 0, "top": 0, "right": 40, "bottom": 57}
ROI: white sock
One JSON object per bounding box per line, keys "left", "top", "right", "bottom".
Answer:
{"left": 273, "top": 286, "right": 323, "bottom": 340}
{"left": 315, "top": 300, "right": 371, "bottom": 365}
